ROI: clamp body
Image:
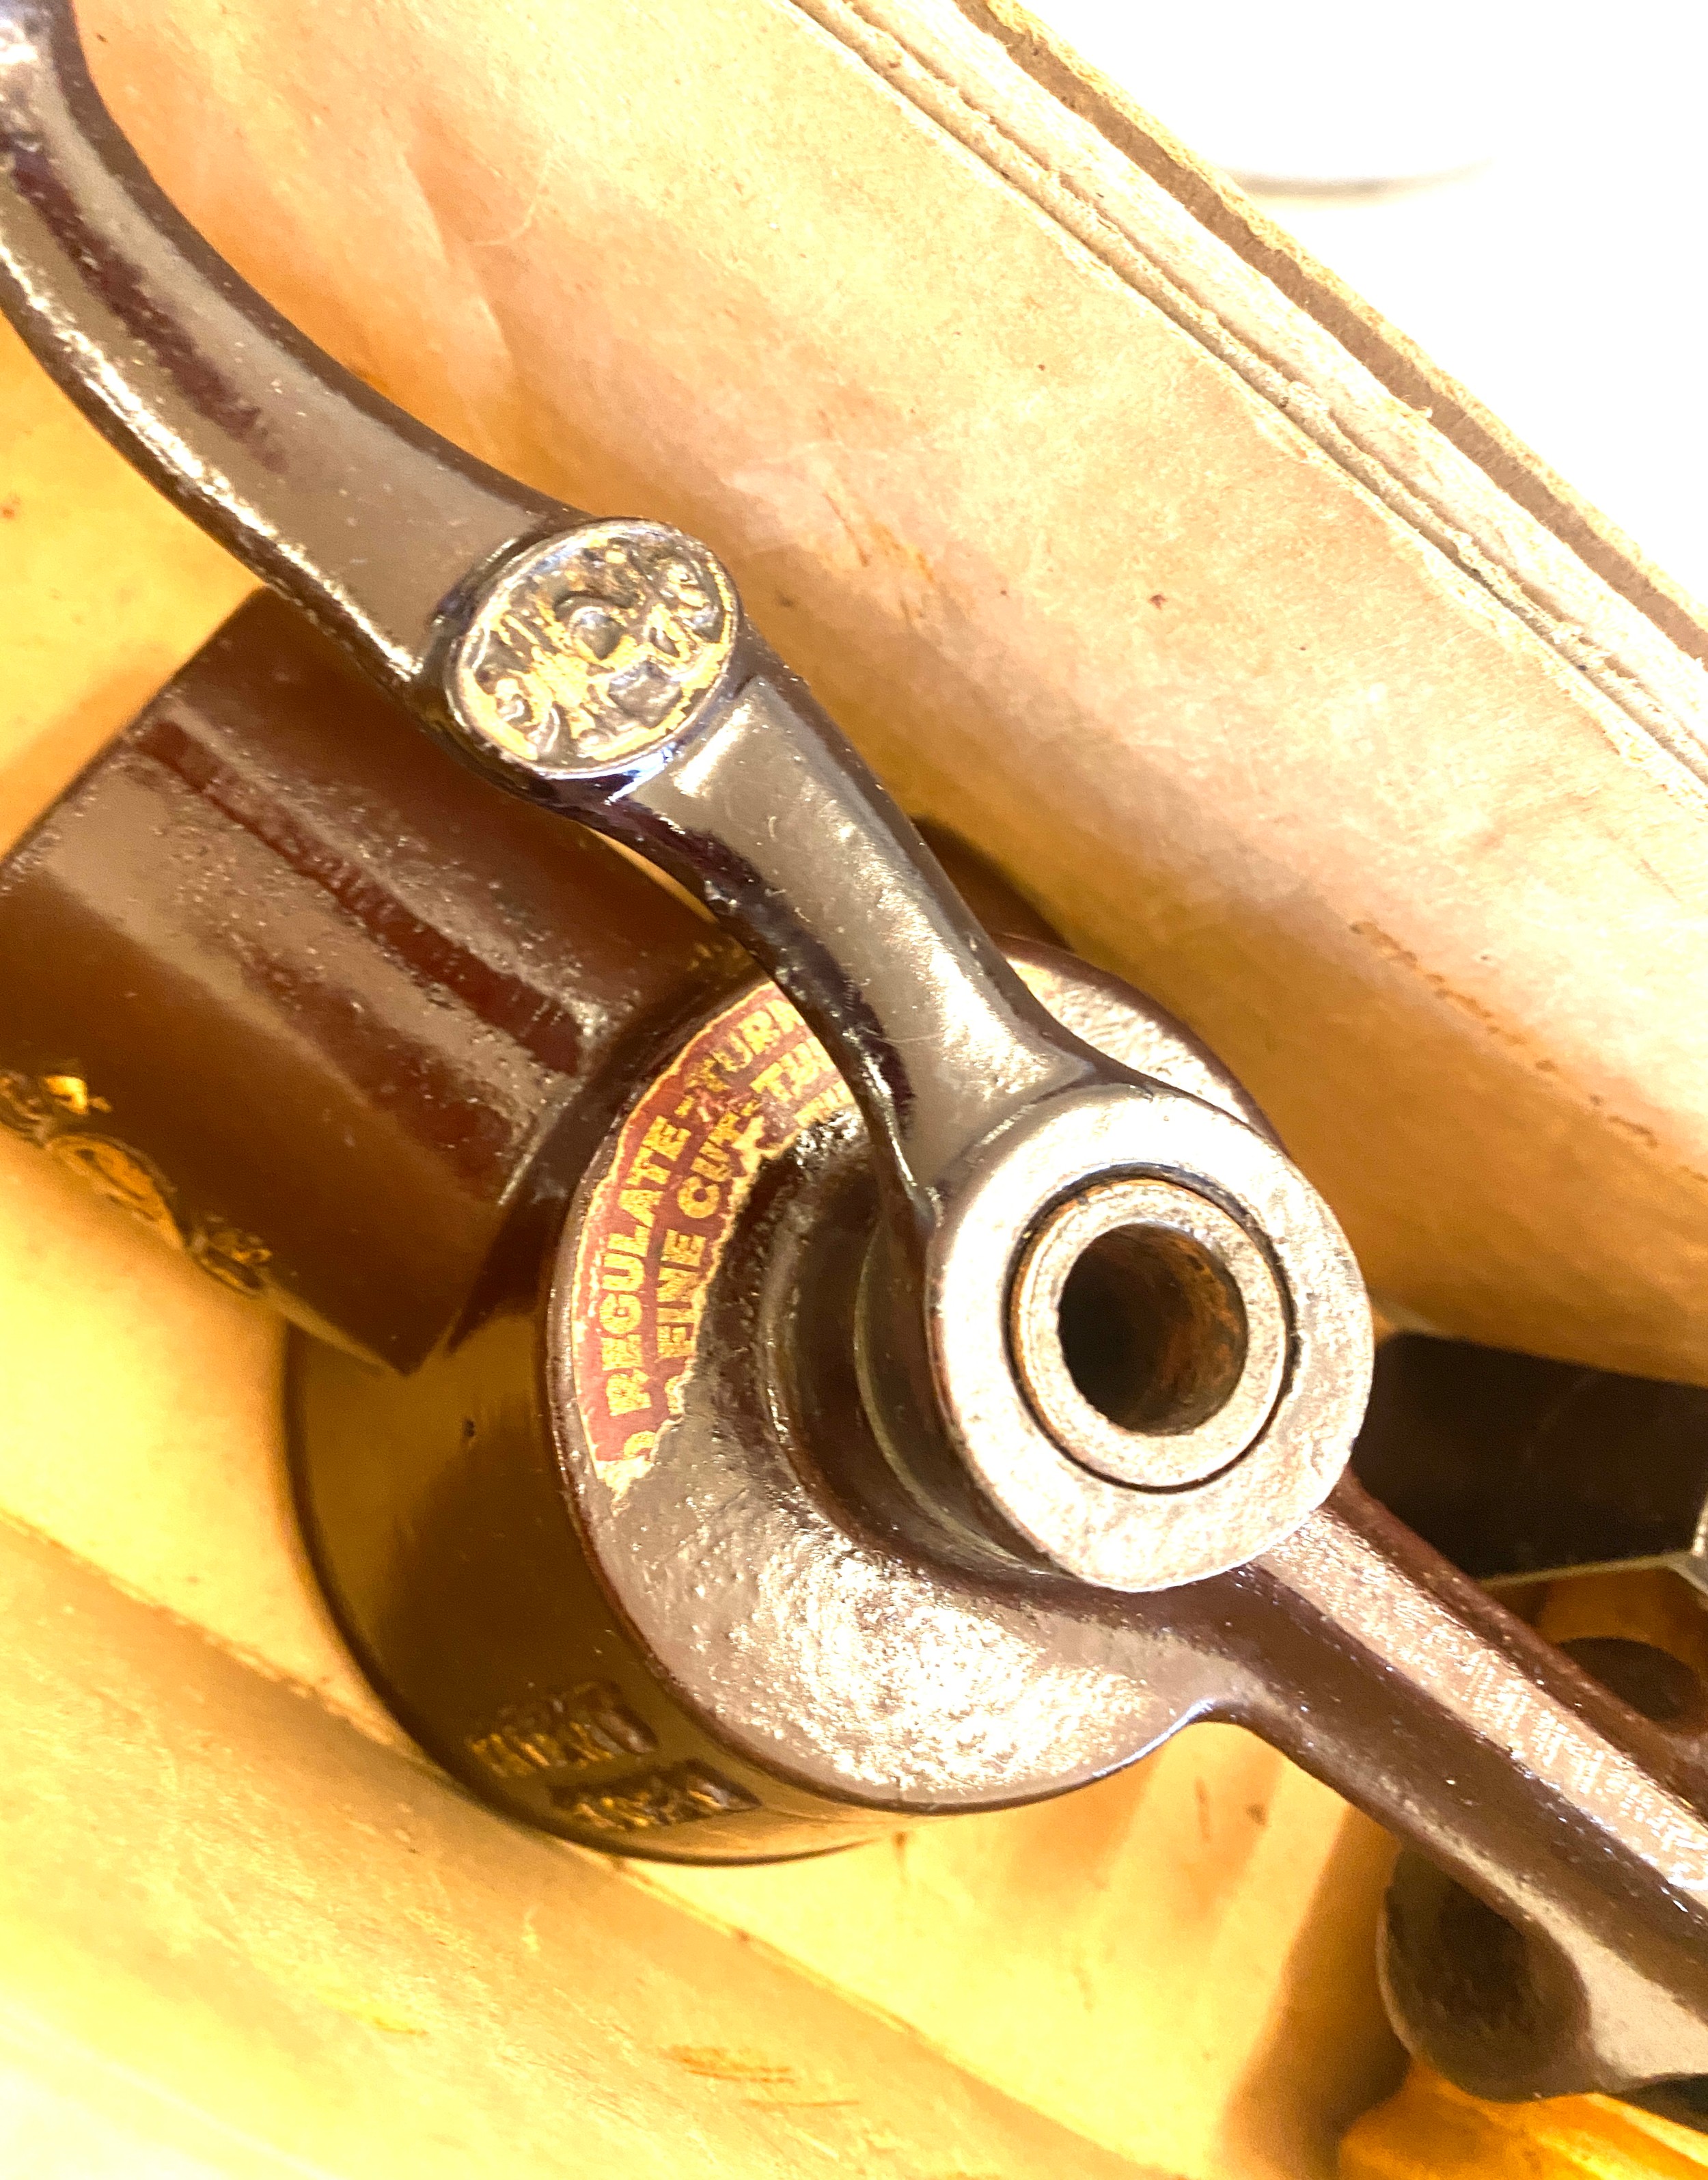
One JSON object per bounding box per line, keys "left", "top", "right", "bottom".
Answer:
{"left": 2, "top": 0, "right": 1707, "bottom": 2119}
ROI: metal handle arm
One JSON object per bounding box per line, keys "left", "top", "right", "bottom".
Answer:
{"left": 601, "top": 670, "right": 1092, "bottom": 1217}
{"left": 0, "top": 0, "right": 1094, "bottom": 1219}
{"left": 0, "top": 0, "right": 1370, "bottom": 1596}
{"left": 0, "top": 0, "right": 570, "bottom": 693}
{"left": 1231, "top": 1484, "right": 1708, "bottom": 2102}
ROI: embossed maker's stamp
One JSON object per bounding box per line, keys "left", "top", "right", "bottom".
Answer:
{"left": 448, "top": 519, "right": 737, "bottom": 772}
{"left": 553, "top": 1761, "right": 759, "bottom": 1838}
{"left": 467, "top": 1681, "right": 655, "bottom": 1783}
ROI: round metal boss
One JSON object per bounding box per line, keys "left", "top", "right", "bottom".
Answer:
{"left": 447, "top": 520, "right": 739, "bottom": 774}
{"left": 927, "top": 1084, "right": 1371, "bottom": 1593}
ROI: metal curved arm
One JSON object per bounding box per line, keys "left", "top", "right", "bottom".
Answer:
{"left": 0, "top": 0, "right": 569, "bottom": 692}
{"left": 603, "top": 671, "right": 1092, "bottom": 1215}
{"left": 0, "top": 0, "right": 1370, "bottom": 1596}
{"left": 0, "top": 0, "right": 1084, "bottom": 1215}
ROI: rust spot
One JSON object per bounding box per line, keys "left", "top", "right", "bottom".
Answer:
{"left": 1351, "top": 921, "right": 1519, "bottom": 1048}
{"left": 1149, "top": 592, "right": 1166, "bottom": 608}
{"left": 665, "top": 2046, "right": 859, "bottom": 2110}
{"left": 0, "top": 496, "right": 18, "bottom": 520}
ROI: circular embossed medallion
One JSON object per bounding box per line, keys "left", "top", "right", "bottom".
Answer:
{"left": 447, "top": 520, "right": 739, "bottom": 773}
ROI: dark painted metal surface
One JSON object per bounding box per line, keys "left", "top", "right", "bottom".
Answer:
{"left": 0, "top": 0, "right": 567, "bottom": 696}
{"left": 1355, "top": 1333, "right": 1708, "bottom": 1594}
{"left": 294, "top": 928, "right": 1289, "bottom": 1862}
{"left": 0, "top": 0, "right": 1061, "bottom": 1175}
{"left": 1243, "top": 1493, "right": 1708, "bottom": 2106}
{"left": 0, "top": 592, "right": 745, "bottom": 1365}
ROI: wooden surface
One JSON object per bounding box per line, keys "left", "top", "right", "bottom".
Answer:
{"left": 0, "top": 1513, "right": 1161, "bottom": 2180}
{"left": 1345, "top": 2068, "right": 1708, "bottom": 2180}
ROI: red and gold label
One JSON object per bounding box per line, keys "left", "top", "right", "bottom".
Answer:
{"left": 567, "top": 985, "right": 853, "bottom": 1478}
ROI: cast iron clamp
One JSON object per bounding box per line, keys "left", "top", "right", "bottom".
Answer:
{"left": 3, "top": 0, "right": 1706, "bottom": 2117}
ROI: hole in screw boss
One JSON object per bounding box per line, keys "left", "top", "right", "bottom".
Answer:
{"left": 1056, "top": 1223, "right": 1248, "bottom": 1436}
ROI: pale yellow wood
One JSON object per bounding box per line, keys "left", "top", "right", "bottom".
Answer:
{"left": 0, "top": 1510, "right": 1160, "bottom": 2180}
{"left": 0, "top": 325, "right": 251, "bottom": 846}
{"left": 1341, "top": 2067, "right": 1708, "bottom": 2179}
{"left": 644, "top": 1732, "right": 1399, "bottom": 2175}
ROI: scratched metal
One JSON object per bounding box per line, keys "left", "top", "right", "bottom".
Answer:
{"left": 551, "top": 944, "right": 1254, "bottom": 1806}
{"left": 1237, "top": 1499, "right": 1708, "bottom": 2103}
